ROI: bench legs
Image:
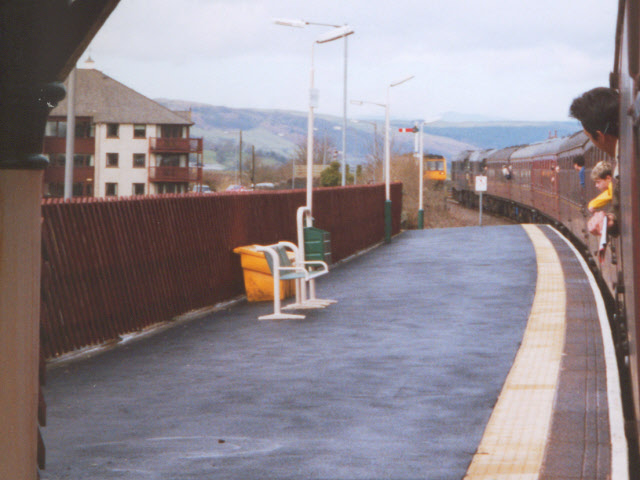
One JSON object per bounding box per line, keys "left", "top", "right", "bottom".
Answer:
{"left": 259, "top": 312, "right": 306, "bottom": 321}
{"left": 255, "top": 241, "right": 335, "bottom": 320}
{"left": 308, "top": 279, "right": 337, "bottom": 305}
{"left": 281, "top": 278, "right": 336, "bottom": 311}
{"left": 259, "top": 265, "right": 306, "bottom": 320}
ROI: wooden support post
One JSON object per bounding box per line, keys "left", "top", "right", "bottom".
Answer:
{"left": 0, "top": 169, "right": 43, "bottom": 480}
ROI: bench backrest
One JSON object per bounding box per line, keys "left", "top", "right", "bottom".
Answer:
{"left": 262, "top": 244, "right": 293, "bottom": 274}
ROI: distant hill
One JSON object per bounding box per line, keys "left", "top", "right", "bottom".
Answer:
{"left": 157, "top": 99, "right": 581, "bottom": 170}
{"left": 423, "top": 120, "right": 581, "bottom": 150}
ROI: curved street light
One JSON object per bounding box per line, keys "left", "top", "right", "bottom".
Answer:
{"left": 384, "top": 75, "right": 414, "bottom": 242}
{"left": 352, "top": 119, "right": 379, "bottom": 183}
{"left": 352, "top": 75, "right": 414, "bottom": 243}
{"left": 274, "top": 17, "right": 352, "bottom": 187}
{"left": 276, "top": 21, "right": 354, "bottom": 224}
{"left": 302, "top": 26, "right": 354, "bottom": 223}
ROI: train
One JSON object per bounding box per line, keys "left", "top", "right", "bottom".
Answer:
{"left": 451, "top": 2, "right": 640, "bottom": 463}
{"left": 423, "top": 154, "right": 447, "bottom": 182}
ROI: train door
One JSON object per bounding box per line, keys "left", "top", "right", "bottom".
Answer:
{"left": 617, "top": 0, "right": 640, "bottom": 431}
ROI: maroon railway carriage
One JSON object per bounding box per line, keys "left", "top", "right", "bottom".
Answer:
{"left": 451, "top": 2, "right": 640, "bottom": 460}
{"left": 614, "top": 0, "right": 640, "bottom": 459}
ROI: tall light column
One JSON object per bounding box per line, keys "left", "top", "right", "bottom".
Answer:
{"left": 341, "top": 33, "right": 348, "bottom": 186}
{"left": 224, "top": 129, "right": 243, "bottom": 186}
{"left": 303, "top": 26, "right": 354, "bottom": 224}
{"left": 238, "top": 130, "right": 243, "bottom": 185}
{"left": 64, "top": 66, "right": 76, "bottom": 199}
{"left": 418, "top": 121, "right": 425, "bottom": 229}
{"left": 273, "top": 18, "right": 353, "bottom": 188}
{"left": 306, "top": 42, "right": 316, "bottom": 217}
{"left": 384, "top": 75, "right": 414, "bottom": 242}
{"left": 351, "top": 119, "right": 378, "bottom": 183}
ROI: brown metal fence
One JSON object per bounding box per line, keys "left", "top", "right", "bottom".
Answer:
{"left": 40, "top": 183, "right": 402, "bottom": 359}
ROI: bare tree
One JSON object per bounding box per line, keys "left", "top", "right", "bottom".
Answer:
{"left": 361, "top": 132, "right": 402, "bottom": 184}
{"left": 290, "top": 135, "right": 338, "bottom": 165}
{"left": 288, "top": 135, "right": 339, "bottom": 184}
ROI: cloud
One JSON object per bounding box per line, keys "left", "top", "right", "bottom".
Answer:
{"left": 85, "top": 0, "right": 619, "bottom": 122}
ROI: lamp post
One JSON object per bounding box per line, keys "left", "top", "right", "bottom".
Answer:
{"left": 352, "top": 75, "right": 413, "bottom": 242}
{"left": 224, "top": 129, "right": 242, "bottom": 186}
{"left": 64, "top": 66, "right": 77, "bottom": 199}
{"left": 274, "top": 18, "right": 352, "bottom": 187}
{"left": 383, "top": 75, "right": 414, "bottom": 240}
{"left": 277, "top": 23, "right": 354, "bottom": 224}
{"left": 351, "top": 98, "right": 388, "bottom": 239}
{"left": 352, "top": 119, "right": 379, "bottom": 183}
{"left": 417, "top": 120, "right": 428, "bottom": 229}
{"left": 304, "top": 26, "right": 354, "bottom": 223}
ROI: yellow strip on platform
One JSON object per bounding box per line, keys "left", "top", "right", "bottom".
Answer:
{"left": 464, "top": 224, "right": 566, "bottom": 480}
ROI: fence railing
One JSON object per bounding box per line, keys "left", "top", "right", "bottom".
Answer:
{"left": 41, "top": 183, "right": 402, "bottom": 359}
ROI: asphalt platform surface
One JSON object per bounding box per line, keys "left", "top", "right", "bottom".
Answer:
{"left": 42, "top": 225, "right": 537, "bottom": 480}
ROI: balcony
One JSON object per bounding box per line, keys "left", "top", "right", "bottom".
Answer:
{"left": 43, "top": 137, "right": 95, "bottom": 154}
{"left": 43, "top": 166, "right": 95, "bottom": 184}
{"left": 149, "top": 137, "right": 203, "bottom": 154}
{"left": 149, "top": 166, "right": 202, "bottom": 183}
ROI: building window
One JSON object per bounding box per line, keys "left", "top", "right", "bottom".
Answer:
{"left": 105, "top": 183, "right": 118, "bottom": 196}
{"left": 134, "top": 124, "right": 146, "bottom": 138}
{"left": 46, "top": 119, "right": 94, "bottom": 138}
{"left": 161, "top": 125, "right": 184, "bottom": 138}
{"left": 133, "top": 183, "right": 145, "bottom": 195}
{"left": 45, "top": 120, "right": 67, "bottom": 138}
{"left": 45, "top": 121, "right": 59, "bottom": 137}
{"left": 106, "top": 153, "right": 119, "bottom": 167}
{"left": 156, "top": 182, "right": 185, "bottom": 194}
{"left": 107, "top": 123, "right": 119, "bottom": 138}
{"left": 50, "top": 154, "right": 66, "bottom": 166}
{"left": 158, "top": 154, "right": 180, "bottom": 166}
{"left": 74, "top": 154, "right": 94, "bottom": 167}
{"left": 47, "top": 183, "right": 64, "bottom": 197}
{"left": 133, "top": 153, "right": 146, "bottom": 168}
{"left": 75, "top": 120, "right": 95, "bottom": 138}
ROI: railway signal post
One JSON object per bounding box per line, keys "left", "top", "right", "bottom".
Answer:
{"left": 399, "top": 124, "right": 425, "bottom": 229}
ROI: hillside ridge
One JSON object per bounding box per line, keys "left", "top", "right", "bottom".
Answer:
{"left": 157, "top": 99, "right": 581, "bottom": 170}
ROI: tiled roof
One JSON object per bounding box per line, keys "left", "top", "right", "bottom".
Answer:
{"left": 50, "top": 68, "right": 192, "bottom": 126}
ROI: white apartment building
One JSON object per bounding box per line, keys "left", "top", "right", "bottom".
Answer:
{"left": 43, "top": 67, "right": 202, "bottom": 197}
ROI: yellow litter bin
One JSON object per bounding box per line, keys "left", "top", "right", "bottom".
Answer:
{"left": 233, "top": 245, "right": 295, "bottom": 302}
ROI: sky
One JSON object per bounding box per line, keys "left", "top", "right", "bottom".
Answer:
{"left": 84, "top": 0, "right": 618, "bottom": 122}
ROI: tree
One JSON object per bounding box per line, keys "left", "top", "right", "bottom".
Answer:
{"left": 320, "top": 161, "right": 354, "bottom": 186}
{"left": 359, "top": 131, "right": 401, "bottom": 184}
{"left": 289, "top": 135, "right": 338, "bottom": 168}
{"left": 320, "top": 161, "right": 341, "bottom": 186}
{"left": 289, "top": 135, "right": 342, "bottom": 186}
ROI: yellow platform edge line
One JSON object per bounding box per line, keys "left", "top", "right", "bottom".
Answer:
{"left": 463, "top": 224, "right": 566, "bottom": 480}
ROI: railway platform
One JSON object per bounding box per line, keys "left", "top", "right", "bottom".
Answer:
{"left": 41, "top": 225, "right": 627, "bottom": 480}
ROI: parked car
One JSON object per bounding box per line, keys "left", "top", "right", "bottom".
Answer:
{"left": 254, "top": 183, "right": 275, "bottom": 190}
{"left": 191, "top": 184, "right": 214, "bottom": 194}
{"left": 225, "top": 184, "right": 248, "bottom": 191}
